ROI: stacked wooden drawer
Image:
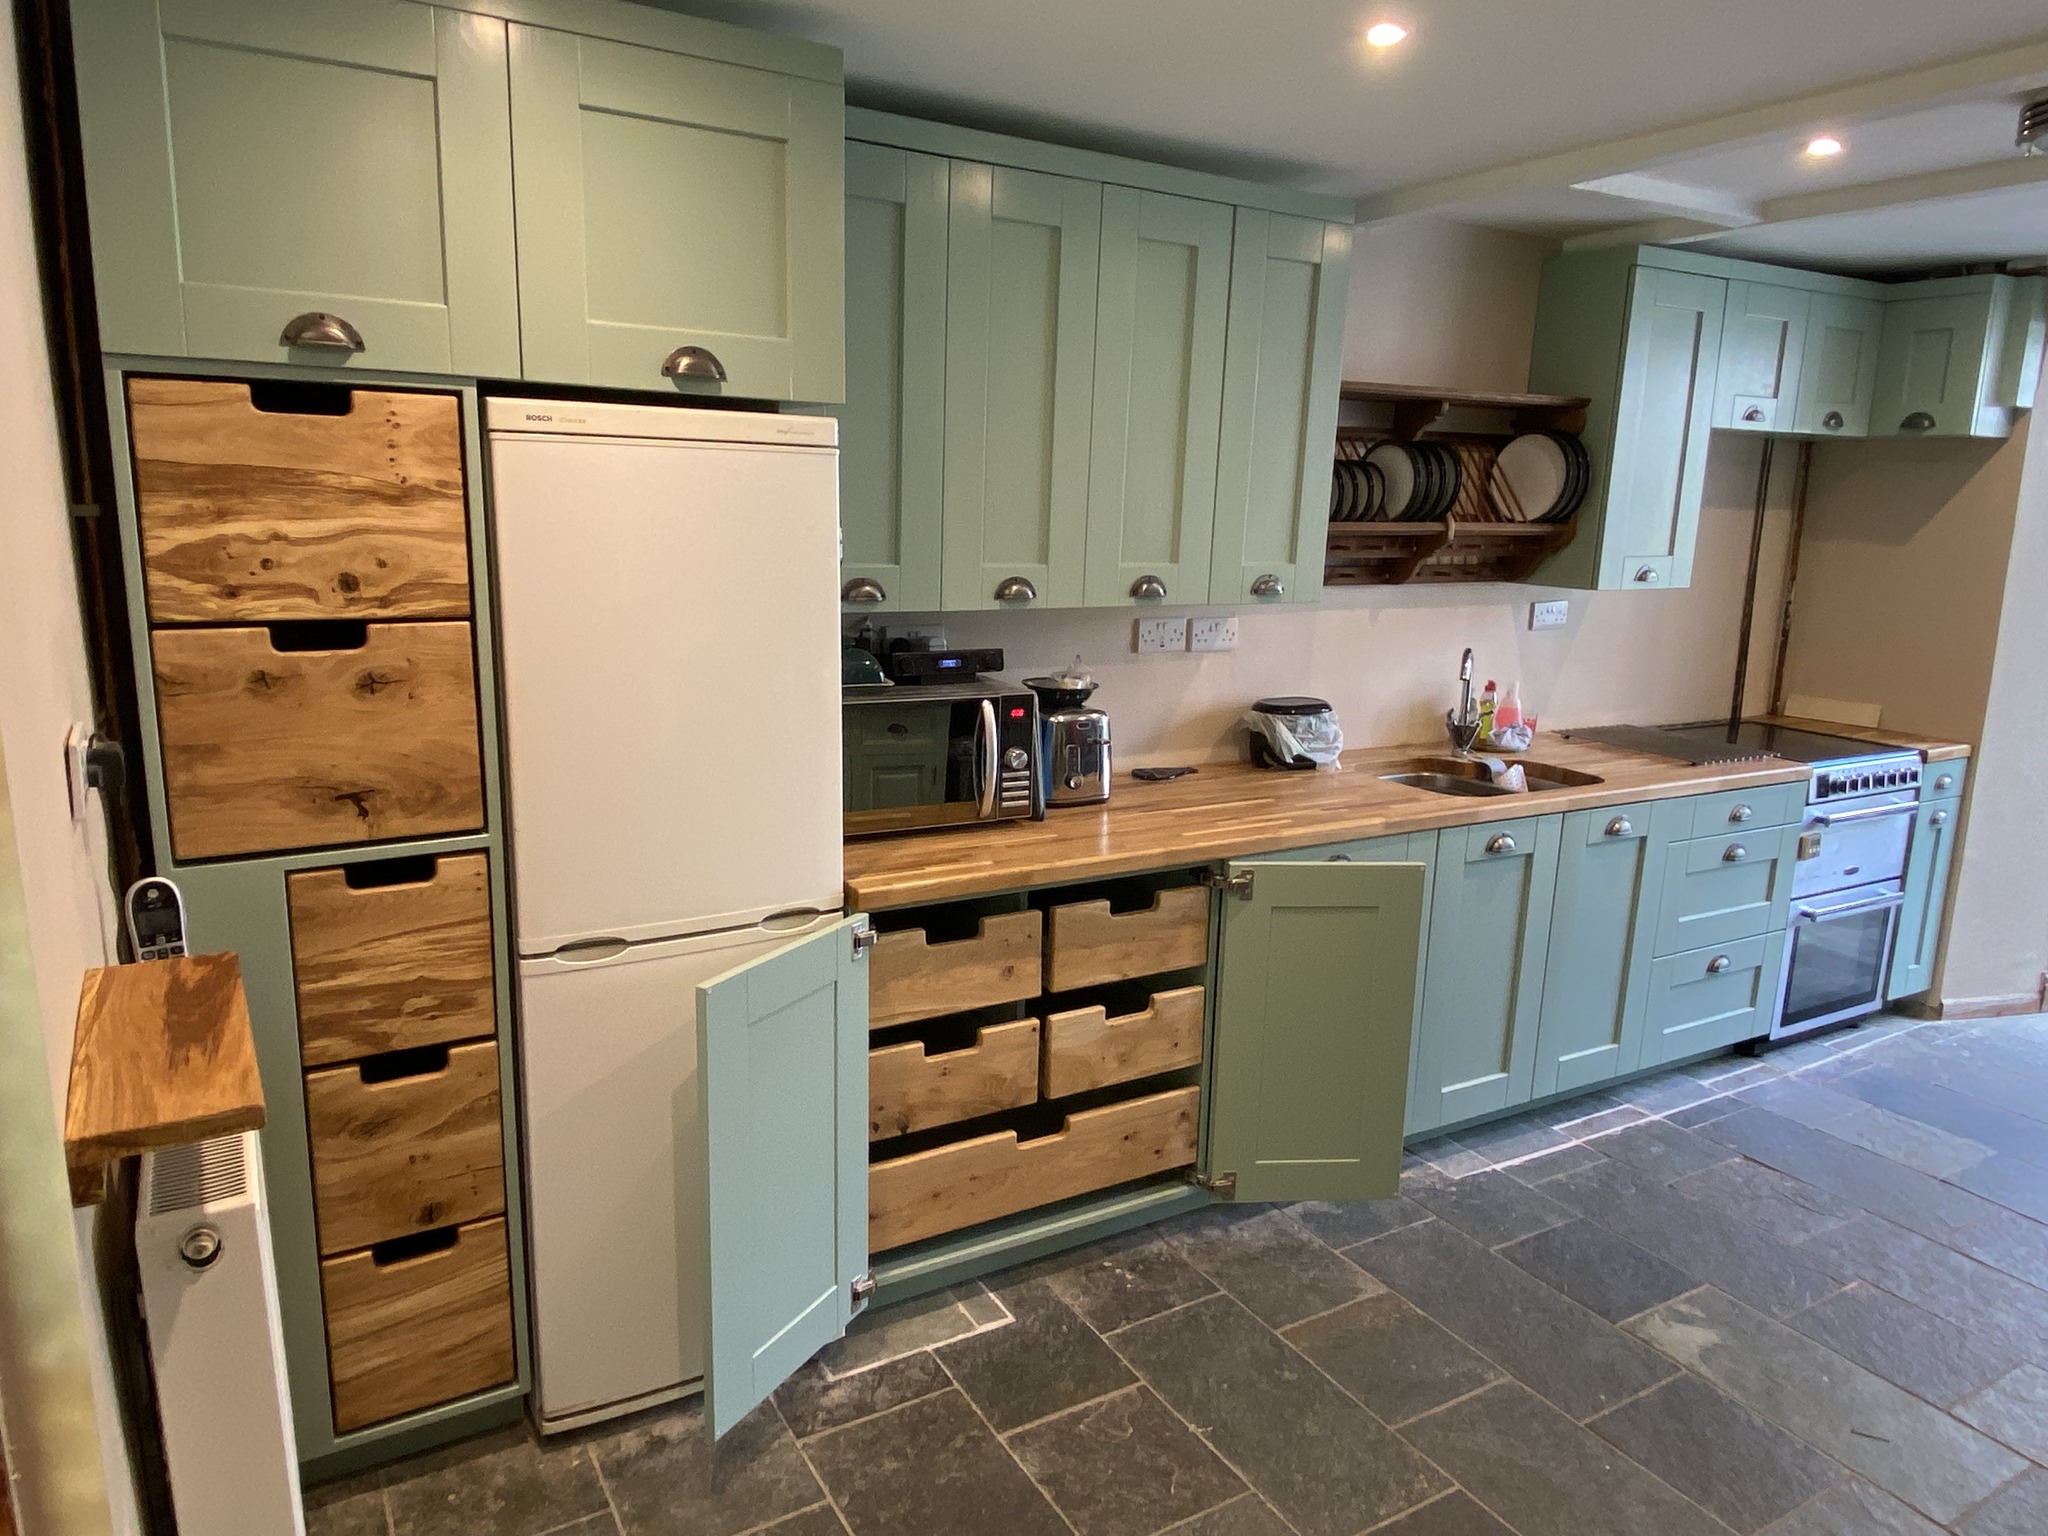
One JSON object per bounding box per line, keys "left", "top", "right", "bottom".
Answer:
{"left": 128, "top": 377, "right": 486, "bottom": 861}
{"left": 1644, "top": 782, "right": 1807, "bottom": 1058}
{"left": 288, "top": 853, "right": 515, "bottom": 1432}
{"left": 865, "top": 883, "right": 1212, "bottom": 1252}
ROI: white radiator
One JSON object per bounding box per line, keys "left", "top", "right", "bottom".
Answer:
{"left": 136, "top": 1132, "right": 307, "bottom": 1536}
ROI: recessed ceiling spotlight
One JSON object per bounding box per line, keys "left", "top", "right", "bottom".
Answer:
{"left": 1364, "top": 21, "right": 1408, "bottom": 48}
{"left": 1804, "top": 134, "right": 1845, "bottom": 158}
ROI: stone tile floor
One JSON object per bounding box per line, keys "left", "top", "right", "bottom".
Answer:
{"left": 306, "top": 1013, "right": 2048, "bottom": 1536}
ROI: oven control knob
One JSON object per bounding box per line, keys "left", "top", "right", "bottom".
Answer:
{"left": 1003, "top": 748, "right": 1029, "bottom": 772}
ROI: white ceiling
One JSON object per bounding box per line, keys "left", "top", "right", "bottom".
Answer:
{"left": 669, "top": 0, "right": 2048, "bottom": 268}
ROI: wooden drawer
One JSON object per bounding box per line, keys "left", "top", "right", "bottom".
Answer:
{"left": 869, "top": 910, "right": 1042, "bottom": 1028}
{"left": 1045, "top": 887, "right": 1210, "bottom": 991}
{"left": 1687, "top": 782, "right": 1805, "bottom": 839}
{"left": 288, "top": 853, "right": 495, "bottom": 1067}
{"left": 322, "top": 1216, "right": 514, "bottom": 1433}
{"left": 153, "top": 621, "right": 485, "bottom": 860}
{"left": 127, "top": 377, "right": 471, "bottom": 623}
{"left": 1652, "top": 825, "right": 1800, "bottom": 957}
{"left": 868, "top": 1085, "right": 1200, "bottom": 1251}
{"left": 1042, "top": 986, "right": 1205, "bottom": 1098}
{"left": 305, "top": 1040, "right": 505, "bottom": 1255}
{"left": 1645, "top": 932, "right": 1783, "bottom": 1063}
{"left": 870, "top": 1020, "right": 1040, "bottom": 1140}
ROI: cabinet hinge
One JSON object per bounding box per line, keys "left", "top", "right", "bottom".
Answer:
{"left": 851, "top": 923, "right": 877, "bottom": 960}
{"left": 1198, "top": 869, "right": 1254, "bottom": 900}
{"left": 1193, "top": 1171, "right": 1238, "bottom": 1198}
{"left": 851, "top": 1273, "right": 877, "bottom": 1310}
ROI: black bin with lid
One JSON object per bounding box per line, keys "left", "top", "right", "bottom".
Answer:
{"left": 1247, "top": 696, "right": 1336, "bottom": 770}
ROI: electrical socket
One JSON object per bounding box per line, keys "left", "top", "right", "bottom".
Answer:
{"left": 1189, "top": 616, "right": 1238, "bottom": 652}
{"left": 1529, "top": 600, "right": 1569, "bottom": 631}
{"left": 1136, "top": 616, "right": 1188, "bottom": 654}
{"left": 900, "top": 624, "right": 948, "bottom": 650}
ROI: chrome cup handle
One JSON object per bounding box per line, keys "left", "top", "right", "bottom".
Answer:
{"left": 661, "top": 345, "right": 728, "bottom": 382}
{"left": 279, "top": 312, "right": 364, "bottom": 352}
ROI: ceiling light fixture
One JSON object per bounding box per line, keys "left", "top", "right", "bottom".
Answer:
{"left": 1364, "top": 21, "right": 1408, "bottom": 48}
{"left": 1804, "top": 134, "right": 1844, "bottom": 158}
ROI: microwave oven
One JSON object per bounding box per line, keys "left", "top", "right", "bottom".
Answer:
{"left": 843, "top": 680, "right": 1043, "bottom": 835}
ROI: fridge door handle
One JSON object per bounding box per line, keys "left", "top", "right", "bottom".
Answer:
{"left": 553, "top": 937, "right": 631, "bottom": 963}
{"left": 976, "top": 698, "right": 998, "bottom": 819}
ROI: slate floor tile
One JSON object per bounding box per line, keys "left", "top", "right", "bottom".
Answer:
{"left": 1399, "top": 1381, "right": 1730, "bottom": 1536}
{"left": 384, "top": 1423, "right": 610, "bottom": 1536}
{"left": 1797, "top": 1213, "right": 2048, "bottom": 1364}
{"left": 1948, "top": 1208, "right": 2048, "bottom": 1289}
{"left": 1348, "top": 1217, "right": 1677, "bottom": 1420}
{"left": 587, "top": 1400, "right": 821, "bottom": 1536}
{"left": 1758, "top": 1478, "right": 1944, "bottom": 1536}
{"left": 303, "top": 1472, "right": 390, "bottom": 1536}
{"left": 1005, "top": 1385, "right": 1244, "bottom": 1536}
{"left": 1956, "top": 1467, "right": 2048, "bottom": 1536}
{"left": 1159, "top": 1205, "right": 1378, "bottom": 1328}
{"left": 1288, "top": 1194, "right": 1429, "bottom": 1249}
{"left": 1955, "top": 1362, "right": 2048, "bottom": 1462}
{"left": 1280, "top": 1290, "right": 1502, "bottom": 1424}
{"left": 1784, "top": 1281, "right": 2014, "bottom": 1407}
{"left": 1156, "top": 1494, "right": 1292, "bottom": 1536}
{"left": 1502, "top": 1141, "right": 1609, "bottom": 1185}
{"left": 1447, "top": 1112, "right": 1574, "bottom": 1165}
{"left": 1582, "top": 1117, "right": 1731, "bottom": 1181}
{"left": 1624, "top": 1287, "right": 2026, "bottom": 1524}
{"left": 1588, "top": 1372, "right": 1840, "bottom": 1534}
{"left": 1400, "top": 1166, "right": 1576, "bottom": 1247}
{"left": 755, "top": 1510, "right": 848, "bottom": 1536}
{"left": 1002, "top": 1227, "right": 1218, "bottom": 1335}
{"left": 1406, "top": 1136, "right": 1493, "bottom": 1178}
{"left": 818, "top": 1286, "right": 1006, "bottom": 1376}
{"left": 1109, "top": 1293, "right": 1447, "bottom": 1536}
{"left": 935, "top": 1278, "right": 1132, "bottom": 1432}
{"left": 1368, "top": 1491, "right": 1517, "bottom": 1536}
{"left": 1498, "top": 1218, "right": 1697, "bottom": 1322}
{"left": 1669, "top": 1156, "right": 1857, "bottom": 1247}
{"left": 802, "top": 1390, "right": 1067, "bottom": 1536}
{"left": 1666, "top": 1097, "right": 1744, "bottom": 1129}
{"left": 1832, "top": 1066, "right": 2048, "bottom": 1170}
{"left": 773, "top": 1349, "right": 952, "bottom": 1439}
{"left": 1547, "top": 1156, "right": 1842, "bottom": 1317}
{"left": 1616, "top": 1072, "right": 1724, "bottom": 1115}
{"left": 1954, "top": 1154, "right": 2048, "bottom": 1223}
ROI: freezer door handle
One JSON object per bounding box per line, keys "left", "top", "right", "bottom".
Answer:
{"left": 553, "top": 937, "right": 631, "bottom": 962}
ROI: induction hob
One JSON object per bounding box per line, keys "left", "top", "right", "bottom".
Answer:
{"left": 1562, "top": 720, "right": 1897, "bottom": 768}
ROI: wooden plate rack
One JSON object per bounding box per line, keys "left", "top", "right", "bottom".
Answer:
{"left": 1325, "top": 382, "right": 1591, "bottom": 587}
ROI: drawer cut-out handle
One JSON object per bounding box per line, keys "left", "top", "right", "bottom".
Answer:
{"left": 268, "top": 620, "right": 368, "bottom": 653}
{"left": 247, "top": 378, "right": 355, "bottom": 416}
{"left": 358, "top": 1044, "right": 451, "bottom": 1084}
{"left": 343, "top": 854, "right": 439, "bottom": 890}
{"left": 369, "top": 1226, "right": 460, "bottom": 1267}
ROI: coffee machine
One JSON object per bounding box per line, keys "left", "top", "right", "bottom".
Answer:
{"left": 1024, "top": 671, "right": 1111, "bottom": 807}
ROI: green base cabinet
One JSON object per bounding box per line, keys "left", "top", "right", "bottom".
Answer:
{"left": 1410, "top": 814, "right": 1561, "bottom": 1134}
{"left": 1890, "top": 769, "right": 1966, "bottom": 1001}
{"left": 1642, "top": 932, "right": 1787, "bottom": 1067}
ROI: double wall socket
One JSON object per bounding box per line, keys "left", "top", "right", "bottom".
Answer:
{"left": 1529, "top": 600, "right": 1569, "bottom": 631}
{"left": 1136, "top": 616, "right": 1187, "bottom": 653}
{"left": 1190, "top": 617, "right": 1238, "bottom": 652}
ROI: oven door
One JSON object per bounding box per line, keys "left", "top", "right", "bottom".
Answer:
{"left": 1771, "top": 880, "right": 1904, "bottom": 1040}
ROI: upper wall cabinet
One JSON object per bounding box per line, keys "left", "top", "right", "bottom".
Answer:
{"left": 72, "top": 0, "right": 521, "bottom": 375}
{"left": 1790, "top": 292, "right": 1884, "bottom": 437}
{"left": 1872, "top": 275, "right": 2047, "bottom": 439}
{"left": 507, "top": 24, "right": 845, "bottom": 402}
{"left": 1714, "top": 281, "right": 1807, "bottom": 435}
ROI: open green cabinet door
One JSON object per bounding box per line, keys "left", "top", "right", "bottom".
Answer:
{"left": 1205, "top": 860, "right": 1426, "bottom": 1202}
{"left": 696, "top": 916, "right": 870, "bottom": 1438}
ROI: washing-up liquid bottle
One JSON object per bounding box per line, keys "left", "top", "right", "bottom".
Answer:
{"left": 1479, "top": 680, "right": 1498, "bottom": 738}
{"left": 1497, "top": 681, "right": 1525, "bottom": 732}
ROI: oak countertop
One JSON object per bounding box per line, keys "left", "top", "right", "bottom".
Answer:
{"left": 843, "top": 723, "right": 1972, "bottom": 911}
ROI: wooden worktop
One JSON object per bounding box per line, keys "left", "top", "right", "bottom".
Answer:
{"left": 844, "top": 724, "right": 1972, "bottom": 910}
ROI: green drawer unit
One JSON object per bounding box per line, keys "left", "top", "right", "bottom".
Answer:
{"left": 1652, "top": 823, "right": 1801, "bottom": 957}
{"left": 1686, "top": 781, "right": 1805, "bottom": 839}
{"left": 1644, "top": 931, "right": 1786, "bottom": 1066}
{"left": 1922, "top": 762, "right": 1968, "bottom": 801}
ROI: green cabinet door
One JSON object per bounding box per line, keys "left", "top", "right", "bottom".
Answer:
{"left": 1209, "top": 212, "right": 1350, "bottom": 608}
{"left": 1531, "top": 799, "right": 1681, "bottom": 1097}
{"left": 840, "top": 143, "right": 948, "bottom": 612}
{"left": 696, "top": 917, "right": 868, "bottom": 1438}
{"left": 1081, "top": 189, "right": 1234, "bottom": 607}
{"left": 71, "top": 0, "right": 520, "bottom": 374}
{"left": 1791, "top": 292, "right": 1884, "bottom": 437}
{"left": 1889, "top": 797, "right": 1961, "bottom": 1001}
{"left": 1715, "top": 281, "right": 1808, "bottom": 434}
{"left": 1873, "top": 287, "right": 1994, "bottom": 438}
{"left": 1412, "top": 814, "right": 1561, "bottom": 1133}
{"left": 1642, "top": 932, "right": 1785, "bottom": 1065}
{"left": 1207, "top": 858, "right": 1426, "bottom": 1202}
{"left": 941, "top": 163, "right": 1100, "bottom": 609}
{"left": 507, "top": 24, "right": 844, "bottom": 402}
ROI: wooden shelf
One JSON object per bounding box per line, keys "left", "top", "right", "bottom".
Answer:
{"left": 64, "top": 953, "right": 265, "bottom": 1205}
{"left": 1339, "top": 380, "right": 1590, "bottom": 439}
{"left": 1326, "top": 516, "right": 1579, "bottom": 587}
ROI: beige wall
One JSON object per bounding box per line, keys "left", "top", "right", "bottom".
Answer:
{"left": 887, "top": 215, "right": 1795, "bottom": 763}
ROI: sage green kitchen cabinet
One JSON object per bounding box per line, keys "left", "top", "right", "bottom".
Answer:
{"left": 1082, "top": 190, "right": 1235, "bottom": 607}
{"left": 1531, "top": 799, "right": 1682, "bottom": 1098}
{"left": 1889, "top": 775, "right": 1965, "bottom": 1002}
{"left": 839, "top": 143, "right": 948, "bottom": 611}
{"left": 941, "top": 163, "right": 1101, "bottom": 610}
{"left": 1715, "top": 282, "right": 1808, "bottom": 434}
{"left": 70, "top": 0, "right": 520, "bottom": 374}
{"left": 1529, "top": 249, "right": 1725, "bottom": 591}
{"left": 1209, "top": 212, "right": 1351, "bottom": 607}
{"left": 1642, "top": 932, "right": 1787, "bottom": 1066}
{"left": 1208, "top": 858, "right": 1426, "bottom": 1201}
{"left": 507, "top": 23, "right": 844, "bottom": 401}
{"left": 1411, "top": 814, "right": 1561, "bottom": 1133}
{"left": 1791, "top": 292, "right": 1884, "bottom": 437}
{"left": 1872, "top": 275, "right": 2048, "bottom": 439}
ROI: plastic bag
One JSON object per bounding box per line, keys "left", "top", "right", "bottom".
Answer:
{"left": 1487, "top": 722, "right": 1534, "bottom": 753}
{"left": 1243, "top": 707, "right": 1344, "bottom": 768}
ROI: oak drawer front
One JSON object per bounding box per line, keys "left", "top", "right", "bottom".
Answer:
{"left": 868, "top": 1085, "right": 1199, "bottom": 1251}
{"left": 1045, "top": 887, "right": 1210, "bottom": 991}
{"left": 1042, "top": 986, "right": 1205, "bottom": 1098}
{"left": 1652, "top": 826, "right": 1798, "bottom": 957}
{"left": 321, "top": 1216, "right": 514, "bottom": 1434}
{"left": 288, "top": 853, "right": 495, "bottom": 1067}
{"left": 152, "top": 621, "right": 485, "bottom": 860}
{"left": 127, "top": 378, "right": 472, "bottom": 623}
{"left": 870, "top": 1020, "right": 1040, "bottom": 1140}
{"left": 1645, "top": 933, "right": 1780, "bottom": 1060}
{"left": 1923, "top": 763, "right": 1967, "bottom": 802}
{"left": 1687, "top": 782, "right": 1804, "bottom": 840}
{"left": 869, "top": 911, "right": 1043, "bottom": 1028}
{"left": 305, "top": 1040, "right": 505, "bottom": 1255}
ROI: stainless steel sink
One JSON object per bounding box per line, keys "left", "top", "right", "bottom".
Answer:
{"left": 1380, "top": 757, "right": 1604, "bottom": 797}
